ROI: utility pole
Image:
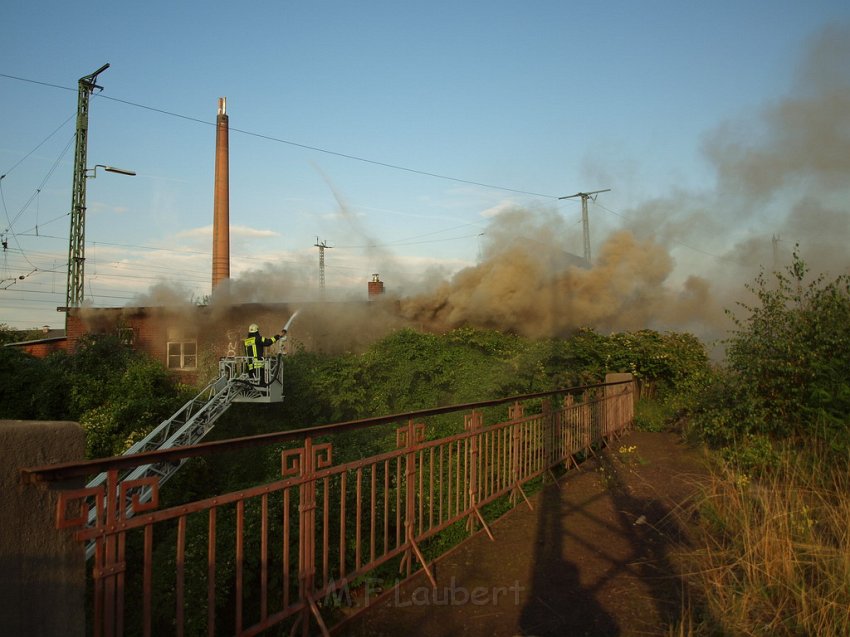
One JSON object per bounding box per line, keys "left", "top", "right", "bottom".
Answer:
{"left": 314, "top": 237, "right": 332, "bottom": 299}
{"left": 558, "top": 188, "right": 610, "bottom": 264}
{"left": 772, "top": 234, "right": 781, "bottom": 272}
{"left": 65, "top": 63, "right": 110, "bottom": 310}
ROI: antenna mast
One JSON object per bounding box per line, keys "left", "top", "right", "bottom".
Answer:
{"left": 558, "top": 188, "right": 610, "bottom": 264}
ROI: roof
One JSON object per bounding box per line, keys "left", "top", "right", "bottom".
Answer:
{"left": 3, "top": 330, "right": 66, "bottom": 347}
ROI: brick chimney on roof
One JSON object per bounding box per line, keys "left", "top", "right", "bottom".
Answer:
{"left": 212, "top": 97, "right": 230, "bottom": 290}
{"left": 368, "top": 273, "right": 385, "bottom": 299}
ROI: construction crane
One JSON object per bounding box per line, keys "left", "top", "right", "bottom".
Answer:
{"left": 83, "top": 311, "right": 299, "bottom": 559}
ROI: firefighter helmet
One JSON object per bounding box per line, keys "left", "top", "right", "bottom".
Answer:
{"left": 248, "top": 323, "right": 259, "bottom": 334}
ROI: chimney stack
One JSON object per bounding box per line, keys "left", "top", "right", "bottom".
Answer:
{"left": 368, "top": 273, "right": 385, "bottom": 299}
{"left": 212, "top": 97, "right": 230, "bottom": 290}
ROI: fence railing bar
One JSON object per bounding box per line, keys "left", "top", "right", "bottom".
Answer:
{"left": 176, "top": 514, "right": 186, "bottom": 637}
{"left": 207, "top": 508, "right": 216, "bottom": 637}
{"left": 22, "top": 382, "right": 632, "bottom": 483}
{"left": 355, "top": 467, "right": 362, "bottom": 572}
{"left": 261, "top": 493, "right": 269, "bottom": 622}
{"left": 235, "top": 500, "right": 244, "bottom": 635}
{"left": 144, "top": 525, "right": 153, "bottom": 637}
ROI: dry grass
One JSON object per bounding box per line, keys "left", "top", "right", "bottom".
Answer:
{"left": 670, "top": 450, "right": 850, "bottom": 636}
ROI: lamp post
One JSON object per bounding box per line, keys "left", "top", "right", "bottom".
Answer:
{"left": 62, "top": 63, "right": 137, "bottom": 312}
{"left": 87, "top": 164, "right": 136, "bottom": 178}
{"left": 62, "top": 162, "right": 135, "bottom": 311}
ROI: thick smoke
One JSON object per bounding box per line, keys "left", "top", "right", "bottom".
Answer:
{"left": 398, "top": 206, "right": 721, "bottom": 339}
{"left": 116, "top": 25, "right": 848, "bottom": 355}
{"left": 401, "top": 24, "right": 849, "bottom": 347}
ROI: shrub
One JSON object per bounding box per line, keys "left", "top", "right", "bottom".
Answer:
{"left": 690, "top": 250, "right": 850, "bottom": 457}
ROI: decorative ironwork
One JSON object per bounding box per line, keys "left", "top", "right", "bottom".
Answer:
{"left": 28, "top": 378, "right": 635, "bottom": 637}
{"left": 395, "top": 421, "right": 426, "bottom": 447}
{"left": 281, "top": 440, "right": 333, "bottom": 478}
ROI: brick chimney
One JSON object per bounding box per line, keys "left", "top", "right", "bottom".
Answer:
{"left": 212, "top": 97, "right": 230, "bottom": 290}
{"left": 368, "top": 273, "right": 385, "bottom": 299}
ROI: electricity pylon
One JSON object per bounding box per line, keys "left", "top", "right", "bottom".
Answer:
{"left": 558, "top": 188, "right": 610, "bottom": 264}
{"left": 66, "top": 63, "right": 110, "bottom": 310}
{"left": 314, "top": 237, "right": 332, "bottom": 299}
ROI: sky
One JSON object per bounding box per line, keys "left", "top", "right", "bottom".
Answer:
{"left": 1, "top": 1, "right": 849, "bottom": 350}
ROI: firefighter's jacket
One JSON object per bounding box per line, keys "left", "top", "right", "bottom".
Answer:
{"left": 244, "top": 333, "right": 279, "bottom": 370}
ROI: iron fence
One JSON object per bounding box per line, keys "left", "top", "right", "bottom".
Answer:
{"left": 23, "top": 378, "right": 633, "bottom": 637}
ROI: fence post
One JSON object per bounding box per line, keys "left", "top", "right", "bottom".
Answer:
{"left": 282, "top": 435, "right": 333, "bottom": 636}
{"left": 396, "top": 420, "right": 435, "bottom": 588}
{"left": 463, "top": 410, "right": 492, "bottom": 540}
{"left": 2, "top": 420, "right": 85, "bottom": 637}
{"left": 604, "top": 373, "right": 635, "bottom": 437}
{"left": 541, "top": 397, "right": 564, "bottom": 481}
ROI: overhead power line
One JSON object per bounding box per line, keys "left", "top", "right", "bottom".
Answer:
{"left": 0, "top": 111, "right": 75, "bottom": 180}
{"left": 1, "top": 72, "right": 562, "bottom": 200}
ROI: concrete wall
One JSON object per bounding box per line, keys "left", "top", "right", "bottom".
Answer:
{"left": 0, "top": 420, "right": 85, "bottom": 637}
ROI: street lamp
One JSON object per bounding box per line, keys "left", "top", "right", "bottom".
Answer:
{"left": 61, "top": 63, "right": 140, "bottom": 314}
{"left": 61, "top": 160, "right": 135, "bottom": 312}
{"left": 86, "top": 164, "right": 136, "bottom": 178}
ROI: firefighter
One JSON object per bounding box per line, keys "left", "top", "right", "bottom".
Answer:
{"left": 244, "top": 324, "right": 286, "bottom": 382}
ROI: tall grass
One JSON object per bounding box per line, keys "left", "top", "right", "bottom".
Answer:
{"left": 672, "top": 447, "right": 850, "bottom": 636}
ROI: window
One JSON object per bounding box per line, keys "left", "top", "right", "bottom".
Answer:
{"left": 167, "top": 340, "right": 197, "bottom": 370}
{"left": 117, "top": 327, "right": 135, "bottom": 346}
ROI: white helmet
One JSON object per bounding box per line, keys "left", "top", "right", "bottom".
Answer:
{"left": 248, "top": 323, "right": 259, "bottom": 334}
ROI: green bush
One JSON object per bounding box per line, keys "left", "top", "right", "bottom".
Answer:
{"left": 690, "top": 249, "right": 850, "bottom": 459}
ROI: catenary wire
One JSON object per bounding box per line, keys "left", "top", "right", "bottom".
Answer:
{"left": 0, "top": 72, "right": 563, "bottom": 200}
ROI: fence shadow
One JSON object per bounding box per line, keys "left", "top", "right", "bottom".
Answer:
{"left": 518, "top": 474, "right": 620, "bottom": 636}
{"left": 519, "top": 430, "right": 702, "bottom": 636}
{"left": 518, "top": 408, "right": 620, "bottom": 637}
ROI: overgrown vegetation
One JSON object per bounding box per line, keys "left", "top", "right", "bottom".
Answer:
{"left": 8, "top": 249, "right": 847, "bottom": 637}
{"left": 0, "top": 333, "right": 192, "bottom": 457}
{"left": 670, "top": 253, "right": 850, "bottom": 636}
{"left": 1, "top": 321, "right": 706, "bottom": 634}
{"left": 675, "top": 450, "right": 850, "bottom": 636}
{"left": 685, "top": 251, "right": 850, "bottom": 469}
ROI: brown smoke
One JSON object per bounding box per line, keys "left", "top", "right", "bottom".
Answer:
{"left": 398, "top": 207, "right": 722, "bottom": 340}
{"left": 617, "top": 24, "right": 850, "bottom": 342}
{"left": 115, "top": 25, "right": 847, "bottom": 357}
{"left": 399, "top": 25, "right": 849, "bottom": 346}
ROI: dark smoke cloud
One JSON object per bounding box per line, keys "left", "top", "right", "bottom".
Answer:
{"left": 705, "top": 24, "right": 850, "bottom": 219}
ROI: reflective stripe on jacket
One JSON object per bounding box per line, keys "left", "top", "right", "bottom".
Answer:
{"left": 244, "top": 334, "right": 277, "bottom": 369}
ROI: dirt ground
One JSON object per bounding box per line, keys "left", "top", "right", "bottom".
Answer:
{"left": 336, "top": 430, "right": 710, "bottom": 637}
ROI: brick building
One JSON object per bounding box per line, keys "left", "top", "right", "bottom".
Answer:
{"left": 7, "top": 303, "right": 304, "bottom": 384}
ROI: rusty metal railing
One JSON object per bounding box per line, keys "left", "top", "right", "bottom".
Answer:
{"left": 22, "top": 378, "right": 633, "bottom": 637}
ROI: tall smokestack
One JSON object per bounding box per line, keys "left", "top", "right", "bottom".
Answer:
{"left": 212, "top": 97, "right": 230, "bottom": 290}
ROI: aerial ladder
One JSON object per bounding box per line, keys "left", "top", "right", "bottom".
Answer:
{"left": 83, "top": 313, "right": 298, "bottom": 559}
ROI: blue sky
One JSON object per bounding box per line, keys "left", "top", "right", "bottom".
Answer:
{"left": 2, "top": 1, "right": 849, "bottom": 338}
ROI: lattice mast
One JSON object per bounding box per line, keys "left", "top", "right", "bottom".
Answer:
{"left": 314, "top": 237, "right": 332, "bottom": 299}
{"left": 558, "top": 188, "right": 610, "bottom": 264}
{"left": 66, "top": 63, "right": 110, "bottom": 310}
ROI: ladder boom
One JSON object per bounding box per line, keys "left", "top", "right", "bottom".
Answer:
{"left": 83, "top": 354, "right": 284, "bottom": 559}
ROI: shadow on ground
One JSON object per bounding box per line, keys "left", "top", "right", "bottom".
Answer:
{"left": 337, "top": 430, "right": 708, "bottom": 637}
